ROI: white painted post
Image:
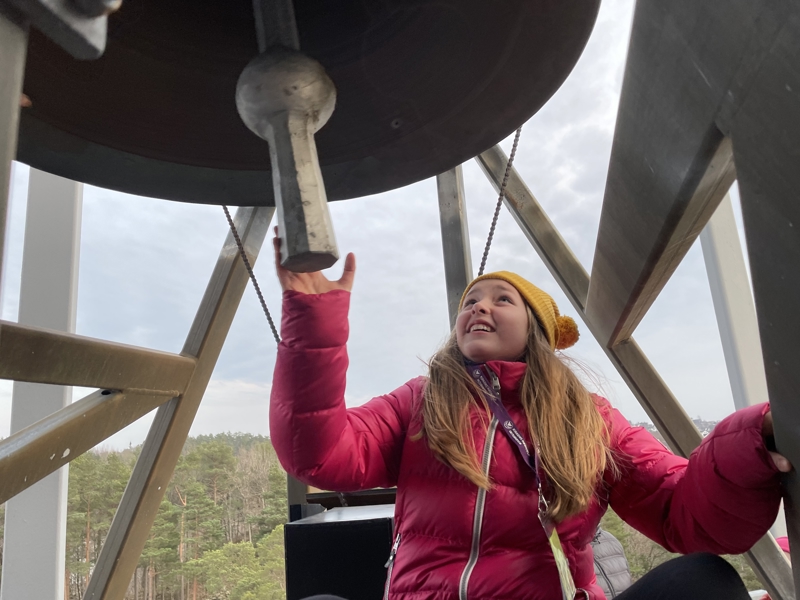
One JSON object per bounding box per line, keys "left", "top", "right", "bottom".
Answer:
{"left": 0, "top": 161, "right": 21, "bottom": 310}
{"left": 700, "top": 192, "right": 786, "bottom": 538}
{"left": 1, "top": 169, "right": 83, "bottom": 600}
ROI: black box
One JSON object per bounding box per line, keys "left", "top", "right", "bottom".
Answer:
{"left": 284, "top": 505, "right": 395, "bottom": 600}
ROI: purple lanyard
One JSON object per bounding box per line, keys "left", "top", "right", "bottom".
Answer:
{"left": 467, "top": 364, "right": 552, "bottom": 530}
{"left": 467, "top": 364, "right": 580, "bottom": 599}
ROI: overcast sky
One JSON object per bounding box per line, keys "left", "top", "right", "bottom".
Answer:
{"left": 1, "top": 0, "right": 756, "bottom": 449}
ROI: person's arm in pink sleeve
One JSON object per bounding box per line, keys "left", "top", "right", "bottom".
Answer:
{"left": 269, "top": 231, "right": 414, "bottom": 492}
{"left": 607, "top": 401, "right": 783, "bottom": 555}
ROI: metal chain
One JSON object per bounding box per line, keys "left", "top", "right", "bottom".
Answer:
{"left": 222, "top": 126, "right": 522, "bottom": 341}
{"left": 222, "top": 205, "right": 281, "bottom": 345}
{"left": 477, "top": 126, "right": 523, "bottom": 276}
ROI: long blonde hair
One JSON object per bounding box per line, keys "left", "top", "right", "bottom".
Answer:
{"left": 415, "top": 306, "right": 613, "bottom": 522}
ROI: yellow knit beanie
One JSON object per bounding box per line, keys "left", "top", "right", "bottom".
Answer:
{"left": 459, "top": 271, "right": 579, "bottom": 350}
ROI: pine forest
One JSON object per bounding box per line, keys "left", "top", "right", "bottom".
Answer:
{"left": 0, "top": 433, "right": 763, "bottom": 599}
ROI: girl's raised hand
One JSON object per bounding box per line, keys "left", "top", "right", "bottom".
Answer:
{"left": 273, "top": 227, "right": 356, "bottom": 294}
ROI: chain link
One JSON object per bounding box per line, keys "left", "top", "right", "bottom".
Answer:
{"left": 222, "top": 205, "right": 281, "bottom": 345}
{"left": 477, "top": 126, "right": 523, "bottom": 277}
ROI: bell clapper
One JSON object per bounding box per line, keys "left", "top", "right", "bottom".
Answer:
{"left": 236, "top": 0, "right": 340, "bottom": 273}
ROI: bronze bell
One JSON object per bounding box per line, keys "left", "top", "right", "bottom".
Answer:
{"left": 17, "top": 0, "right": 599, "bottom": 208}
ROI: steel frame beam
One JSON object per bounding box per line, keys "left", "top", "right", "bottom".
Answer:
{"left": 85, "top": 206, "right": 274, "bottom": 600}
{"left": 0, "top": 323, "right": 195, "bottom": 506}
{"left": 701, "top": 195, "right": 786, "bottom": 539}
{"left": 0, "top": 388, "right": 173, "bottom": 504}
{"left": 0, "top": 196, "right": 272, "bottom": 596}
{"left": 587, "top": 131, "right": 736, "bottom": 347}
{"left": 0, "top": 8, "right": 275, "bottom": 589}
{"left": 730, "top": 16, "right": 800, "bottom": 580}
{"left": 576, "top": 0, "right": 800, "bottom": 590}
{"left": 0, "top": 5, "right": 28, "bottom": 295}
{"left": 477, "top": 144, "right": 795, "bottom": 600}
{"left": 699, "top": 195, "right": 770, "bottom": 412}
{"left": 2, "top": 167, "right": 81, "bottom": 600}
{"left": 436, "top": 165, "right": 473, "bottom": 328}
{"left": 0, "top": 320, "right": 197, "bottom": 392}
{"left": 583, "top": 0, "right": 775, "bottom": 348}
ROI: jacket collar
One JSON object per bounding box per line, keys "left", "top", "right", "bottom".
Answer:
{"left": 483, "top": 360, "right": 526, "bottom": 405}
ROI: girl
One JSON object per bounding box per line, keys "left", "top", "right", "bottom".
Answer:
{"left": 270, "top": 235, "right": 789, "bottom": 600}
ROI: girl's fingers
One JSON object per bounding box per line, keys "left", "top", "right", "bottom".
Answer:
{"left": 273, "top": 232, "right": 283, "bottom": 271}
{"left": 769, "top": 451, "right": 793, "bottom": 473}
{"left": 273, "top": 227, "right": 294, "bottom": 291}
{"left": 763, "top": 412, "right": 792, "bottom": 472}
{"left": 274, "top": 226, "right": 354, "bottom": 294}
{"left": 338, "top": 253, "right": 357, "bottom": 291}
{"left": 273, "top": 227, "right": 281, "bottom": 259}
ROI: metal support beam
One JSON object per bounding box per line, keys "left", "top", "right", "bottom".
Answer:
{"left": 582, "top": 0, "right": 789, "bottom": 348}
{"left": 587, "top": 133, "right": 736, "bottom": 347}
{"left": 436, "top": 165, "right": 473, "bottom": 328}
{"left": 477, "top": 144, "right": 795, "bottom": 600}
{"left": 701, "top": 194, "right": 785, "bottom": 538}
{"left": 85, "top": 206, "right": 274, "bottom": 600}
{"left": 2, "top": 168, "right": 80, "bottom": 600}
{"left": 568, "top": 1, "right": 800, "bottom": 588}
{"left": 700, "top": 195, "right": 770, "bottom": 412}
{"left": 0, "top": 320, "right": 197, "bottom": 392}
{"left": 477, "top": 148, "right": 589, "bottom": 311}
{"left": 0, "top": 6, "right": 28, "bottom": 295}
{"left": 0, "top": 389, "right": 172, "bottom": 505}
{"left": 728, "top": 8, "right": 800, "bottom": 580}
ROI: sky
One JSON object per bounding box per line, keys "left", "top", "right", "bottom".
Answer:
{"left": 0, "top": 0, "right": 757, "bottom": 450}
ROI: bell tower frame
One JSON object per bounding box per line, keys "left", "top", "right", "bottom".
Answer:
{"left": 1, "top": 1, "right": 800, "bottom": 599}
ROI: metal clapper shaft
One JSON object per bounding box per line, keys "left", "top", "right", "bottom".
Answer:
{"left": 236, "top": 0, "right": 339, "bottom": 272}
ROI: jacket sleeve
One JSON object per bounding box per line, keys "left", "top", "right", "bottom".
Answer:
{"left": 604, "top": 400, "right": 782, "bottom": 554}
{"left": 269, "top": 289, "right": 418, "bottom": 492}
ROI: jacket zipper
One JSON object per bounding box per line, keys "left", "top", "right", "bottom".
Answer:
{"left": 458, "top": 410, "right": 499, "bottom": 600}
{"left": 384, "top": 532, "right": 402, "bottom": 600}
{"left": 593, "top": 556, "right": 616, "bottom": 598}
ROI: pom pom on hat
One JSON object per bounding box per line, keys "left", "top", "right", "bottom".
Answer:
{"left": 555, "top": 315, "right": 579, "bottom": 350}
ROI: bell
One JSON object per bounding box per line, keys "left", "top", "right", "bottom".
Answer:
{"left": 16, "top": 0, "right": 599, "bottom": 208}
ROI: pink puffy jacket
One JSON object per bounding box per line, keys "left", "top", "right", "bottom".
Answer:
{"left": 270, "top": 290, "right": 782, "bottom": 600}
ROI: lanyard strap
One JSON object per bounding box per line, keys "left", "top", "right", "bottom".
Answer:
{"left": 466, "top": 364, "right": 547, "bottom": 509}
{"left": 466, "top": 364, "right": 578, "bottom": 600}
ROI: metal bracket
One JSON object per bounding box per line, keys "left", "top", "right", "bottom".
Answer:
{"left": 1, "top": 0, "right": 111, "bottom": 59}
